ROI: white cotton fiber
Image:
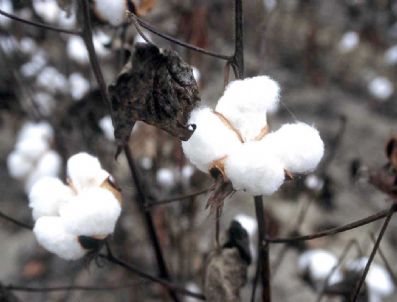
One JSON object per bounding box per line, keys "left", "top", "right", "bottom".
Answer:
{"left": 36, "top": 66, "right": 68, "bottom": 94}
{"left": 368, "top": 76, "right": 394, "bottom": 101}
{"left": 233, "top": 214, "right": 257, "bottom": 237}
{"left": 60, "top": 187, "right": 121, "bottom": 236}
{"left": 224, "top": 141, "right": 285, "bottom": 196}
{"left": 32, "top": 0, "right": 61, "bottom": 24}
{"left": 69, "top": 73, "right": 90, "bottom": 101}
{"left": 34, "top": 216, "right": 86, "bottom": 260}
{"left": 0, "top": 0, "right": 13, "bottom": 27}
{"left": 25, "top": 150, "right": 62, "bottom": 192}
{"left": 15, "top": 136, "right": 49, "bottom": 161}
{"left": 182, "top": 107, "right": 242, "bottom": 173}
{"left": 29, "top": 177, "right": 74, "bottom": 221}
{"left": 93, "top": 0, "right": 127, "bottom": 26}
{"left": 17, "top": 121, "right": 53, "bottom": 143}
{"left": 298, "top": 249, "right": 342, "bottom": 284}
{"left": 67, "top": 152, "right": 109, "bottom": 192}
{"left": 67, "top": 36, "right": 89, "bottom": 65}
{"left": 156, "top": 168, "right": 175, "bottom": 188}
{"left": 261, "top": 123, "right": 324, "bottom": 173}
{"left": 215, "top": 76, "right": 280, "bottom": 141}
{"left": 346, "top": 258, "right": 394, "bottom": 298}
{"left": 99, "top": 116, "right": 114, "bottom": 141}
{"left": 7, "top": 151, "right": 33, "bottom": 179}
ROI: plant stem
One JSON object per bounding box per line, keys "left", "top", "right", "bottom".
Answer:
{"left": 350, "top": 204, "right": 396, "bottom": 301}
{"left": 231, "top": 0, "right": 244, "bottom": 79}
{"left": 254, "top": 196, "right": 271, "bottom": 302}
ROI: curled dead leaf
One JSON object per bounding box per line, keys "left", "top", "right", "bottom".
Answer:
{"left": 109, "top": 43, "right": 200, "bottom": 146}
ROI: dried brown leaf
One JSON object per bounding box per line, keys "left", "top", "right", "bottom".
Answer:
{"left": 109, "top": 43, "right": 200, "bottom": 146}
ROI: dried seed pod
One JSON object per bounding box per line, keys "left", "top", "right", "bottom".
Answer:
{"left": 109, "top": 44, "right": 200, "bottom": 146}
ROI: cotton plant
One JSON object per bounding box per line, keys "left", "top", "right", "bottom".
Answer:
{"left": 29, "top": 152, "right": 122, "bottom": 260}
{"left": 182, "top": 75, "right": 324, "bottom": 201}
{"left": 7, "top": 121, "right": 61, "bottom": 193}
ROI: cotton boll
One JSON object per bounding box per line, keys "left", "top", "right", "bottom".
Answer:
{"left": 15, "top": 136, "right": 49, "bottom": 161}
{"left": 215, "top": 76, "right": 280, "bottom": 141}
{"left": 99, "top": 116, "right": 114, "bottom": 141}
{"left": 0, "top": 0, "right": 13, "bottom": 27}
{"left": 7, "top": 151, "right": 34, "bottom": 179}
{"left": 233, "top": 214, "right": 257, "bottom": 237}
{"left": 67, "top": 152, "right": 109, "bottom": 191}
{"left": 182, "top": 107, "right": 242, "bottom": 173}
{"left": 33, "top": 0, "right": 61, "bottom": 23}
{"left": 338, "top": 31, "right": 359, "bottom": 53}
{"left": 93, "top": 0, "right": 128, "bottom": 26}
{"left": 304, "top": 174, "right": 324, "bottom": 191}
{"left": 67, "top": 36, "right": 89, "bottom": 65}
{"left": 181, "top": 165, "right": 194, "bottom": 180}
{"left": 17, "top": 121, "right": 53, "bottom": 143}
{"left": 368, "top": 76, "right": 394, "bottom": 101}
{"left": 60, "top": 187, "right": 121, "bottom": 236}
{"left": 69, "top": 73, "right": 90, "bottom": 100}
{"left": 29, "top": 177, "right": 74, "bottom": 221}
{"left": 262, "top": 123, "right": 324, "bottom": 173}
{"left": 93, "top": 31, "right": 111, "bottom": 58}
{"left": 298, "top": 250, "right": 342, "bottom": 285}
{"left": 0, "top": 35, "right": 17, "bottom": 55}
{"left": 20, "top": 51, "right": 47, "bottom": 78}
{"left": 57, "top": 9, "right": 76, "bottom": 29}
{"left": 156, "top": 168, "right": 175, "bottom": 188}
{"left": 224, "top": 141, "right": 285, "bottom": 196}
{"left": 346, "top": 258, "right": 394, "bottom": 298}
{"left": 19, "top": 37, "right": 37, "bottom": 55}
{"left": 35, "top": 92, "right": 55, "bottom": 115}
{"left": 36, "top": 66, "right": 68, "bottom": 94}
{"left": 384, "top": 45, "right": 397, "bottom": 65}
{"left": 34, "top": 216, "right": 86, "bottom": 260}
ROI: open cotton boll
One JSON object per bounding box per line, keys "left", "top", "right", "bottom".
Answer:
{"left": 338, "top": 31, "right": 359, "bottom": 53}
{"left": 99, "top": 116, "right": 114, "bottom": 141}
{"left": 93, "top": 0, "right": 128, "bottom": 26}
{"left": 67, "top": 36, "right": 89, "bottom": 65}
{"left": 17, "top": 121, "right": 53, "bottom": 143}
{"left": 215, "top": 76, "right": 280, "bottom": 141}
{"left": 67, "top": 153, "right": 109, "bottom": 191}
{"left": 224, "top": 141, "right": 285, "bottom": 196}
{"left": 7, "top": 151, "right": 34, "bottom": 179}
{"left": 368, "top": 76, "right": 394, "bottom": 101}
{"left": 261, "top": 123, "right": 324, "bottom": 173}
{"left": 33, "top": 0, "right": 61, "bottom": 23}
{"left": 25, "top": 150, "right": 62, "bottom": 191}
{"left": 34, "top": 216, "right": 86, "bottom": 260}
{"left": 20, "top": 51, "right": 47, "bottom": 78}
{"left": 233, "top": 214, "right": 257, "bottom": 237}
{"left": 15, "top": 136, "right": 49, "bottom": 161}
{"left": 182, "top": 107, "right": 242, "bottom": 173}
{"left": 60, "top": 187, "right": 121, "bottom": 236}
{"left": 19, "top": 37, "right": 37, "bottom": 55}
{"left": 346, "top": 258, "right": 394, "bottom": 298}
{"left": 298, "top": 250, "right": 342, "bottom": 285}
{"left": 156, "top": 168, "right": 175, "bottom": 188}
{"left": 69, "top": 73, "right": 90, "bottom": 100}
{"left": 36, "top": 66, "right": 68, "bottom": 94}
{"left": 29, "top": 177, "right": 74, "bottom": 221}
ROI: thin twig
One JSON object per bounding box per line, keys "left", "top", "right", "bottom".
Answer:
{"left": 0, "top": 8, "right": 80, "bottom": 35}
{"left": 230, "top": 0, "right": 244, "bottom": 79}
{"left": 254, "top": 196, "right": 271, "bottom": 302}
{"left": 350, "top": 204, "right": 396, "bottom": 301}
{"left": 145, "top": 187, "right": 209, "bottom": 209}
{"left": 99, "top": 253, "right": 205, "bottom": 300}
{"left": 266, "top": 206, "right": 397, "bottom": 243}
{"left": 132, "top": 14, "right": 231, "bottom": 61}
{"left": 0, "top": 211, "right": 33, "bottom": 230}
{"left": 123, "top": 144, "right": 180, "bottom": 302}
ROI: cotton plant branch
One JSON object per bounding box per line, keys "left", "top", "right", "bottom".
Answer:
{"left": 0, "top": 210, "right": 33, "bottom": 231}
{"left": 266, "top": 205, "right": 397, "bottom": 243}
{"left": 145, "top": 187, "right": 210, "bottom": 209}
{"left": 0, "top": 8, "right": 80, "bottom": 35}
{"left": 350, "top": 203, "right": 396, "bottom": 301}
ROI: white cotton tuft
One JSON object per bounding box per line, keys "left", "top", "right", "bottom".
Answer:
{"left": 384, "top": 45, "right": 397, "bottom": 65}
{"left": 191, "top": 66, "right": 201, "bottom": 83}
{"left": 93, "top": 0, "right": 127, "bottom": 26}
{"left": 19, "top": 37, "right": 37, "bottom": 55}
{"left": 181, "top": 165, "right": 194, "bottom": 180}
{"left": 368, "top": 76, "right": 394, "bottom": 101}
{"left": 25, "top": 150, "right": 62, "bottom": 192}
{"left": 36, "top": 66, "right": 68, "bottom": 94}
{"left": 298, "top": 250, "right": 342, "bottom": 285}
{"left": 17, "top": 121, "right": 53, "bottom": 143}
{"left": 29, "top": 177, "right": 74, "bottom": 221}
{"left": 346, "top": 258, "right": 394, "bottom": 298}
{"left": 20, "top": 51, "right": 47, "bottom": 78}
{"left": 7, "top": 151, "right": 33, "bottom": 179}
{"left": 67, "top": 36, "right": 89, "bottom": 64}
{"left": 99, "top": 116, "right": 115, "bottom": 141}
{"left": 338, "top": 31, "right": 359, "bottom": 53}
{"left": 33, "top": 0, "right": 61, "bottom": 23}
{"left": 304, "top": 174, "right": 324, "bottom": 191}
{"left": 233, "top": 214, "right": 257, "bottom": 237}
{"left": 60, "top": 187, "right": 121, "bottom": 237}
{"left": 67, "top": 152, "right": 109, "bottom": 191}
{"left": 215, "top": 76, "right": 280, "bottom": 141}
{"left": 34, "top": 216, "right": 86, "bottom": 260}
{"left": 261, "top": 123, "right": 324, "bottom": 173}
{"left": 69, "top": 72, "right": 90, "bottom": 100}
{"left": 0, "top": 0, "right": 13, "bottom": 27}
{"left": 15, "top": 136, "right": 49, "bottom": 161}
{"left": 182, "top": 107, "right": 242, "bottom": 173}
{"left": 224, "top": 141, "right": 285, "bottom": 196}
{"left": 34, "top": 92, "right": 55, "bottom": 115}
{"left": 156, "top": 168, "right": 175, "bottom": 188}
